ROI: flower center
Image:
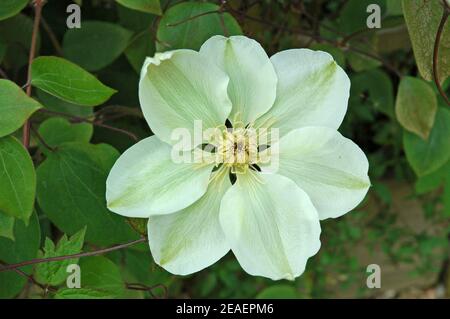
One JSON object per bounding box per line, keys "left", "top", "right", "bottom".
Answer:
{"left": 214, "top": 127, "right": 259, "bottom": 174}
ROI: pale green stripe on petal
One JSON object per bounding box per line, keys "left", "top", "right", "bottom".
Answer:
{"left": 106, "top": 136, "right": 214, "bottom": 217}
{"left": 148, "top": 170, "right": 231, "bottom": 275}
{"left": 139, "top": 49, "right": 232, "bottom": 149}
{"left": 219, "top": 172, "right": 321, "bottom": 281}
{"left": 255, "top": 49, "right": 350, "bottom": 136}
{"left": 200, "top": 35, "right": 277, "bottom": 125}
{"left": 263, "top": 126, "right": 370, "bottom": 220}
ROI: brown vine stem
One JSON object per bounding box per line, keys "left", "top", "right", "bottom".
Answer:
{"left": 166, "top": 10, "right": 221, "bottom": 27}
{"left": 344, "top": 44, "right": 402, "bottom": 78}
{"left": 433, "top": 1, "right": 450, "bottom": 106}
{"left": 341, "top": 28, "right": 372, "bottom": 46}
{"left": 23, "top": 0, "right": 45, "bottom": 149}
{"left": 126, "top": 283, "right": 168, "bottom": 299}
{"left": 88, "top": 122, "right": 138, "bottom": 141}
{"left": 0, "top": 262, "right": 55, "bottom": 293}
{"left": 166, "top": 3, "right": 229, "bottom": 36}
{"left": 30, "top": 123, "right": 55, "bottom": 152}
{"left": 38, "top": 109, "right": 139, "bottom": 141}
{"left": 0, "top": 237, "right": 147, "bottom": 272}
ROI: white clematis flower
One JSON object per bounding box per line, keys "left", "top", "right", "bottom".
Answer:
{"left": 106, "top": 35, "right": 370, "bottom": 280}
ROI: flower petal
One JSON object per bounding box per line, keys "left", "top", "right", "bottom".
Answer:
{"left": 255, "top": 49, "right": 350, "bottom": 136}
{"left": 148, "top": 170, "right": 231, "bottom": 275}
{"left": 219, "top": 172, "right": 321, "bottom": 280}
{"left": 139, "top": 50, "right": 232, "bottom": 148}
{"left": 263, "top": 126, "right": 370, "bottom": 219}
{"left": 106, "top": 136, "right": 214, "bottom": 217}
{"left": 200, "top": 35, "right": 277, "bottom": 125}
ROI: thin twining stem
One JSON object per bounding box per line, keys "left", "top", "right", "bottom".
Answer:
{"left": 23, "top": 0, "right": 46, "bottom": 149}
{"left": 126, "top": 283, "right": 168, "bottom": 299}
{"left": 0, "top": 237, "right": 147, "bottom": 272}
{"left": 433, "top": 0, "right": 450, "bottom": 106}
{"left": 0, "top": 261, "right": 56, "bottom": 293}
{"left": 30, "top": 123, "right": 56, "bottom": 152}
{"left": 38, "top": 109, "right": 139, "bottom": 141}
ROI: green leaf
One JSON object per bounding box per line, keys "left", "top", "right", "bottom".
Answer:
{"left": 338, "top": 0, "right": 386, "bottom": 34}
{"left": 0, "top": 0, "right": 28, "bottom": 21}
{"left": 395, "top": 76, "right": 437, "bottom": 140}
{"left": 374, "top": 17, "right": 411, "bottom": 53}
{"left": 256, "top": 285, "right": 298, "bottom": 299}
{"left": 347, "top": 39, "right": 382, "bottom": 72}
{"left": 336, "top": 0, "right": 386, "bottom": 73}
{"left": 55, "top": 256, "right": 125, "bottom": 299}
{"left": 38, "top": 117, "right": 93, "bottom": 151}
{"left": 0, "top": 14, "right": 40, "bottom": 71}
{"left": 116, "top": 0, "right": 161, "bottom": 15}
{"left": 402, "top": 0, "right": 450, "bottom": 82}
{"left": 0, "top": 212, "right": 40, "bottom": 298}
{"left": 310, "top": 43, "right": 345, "bottom": 67}
{"left": 0, "top": 136, "right": 36, "bottom": 223}
{"left": 444, "top": 172, "right": 450, "bottom": 217}
{"left": 117, "top": 4, "right": 156, "bottom": 32}
{"left": 387, "top": 0, "right": 403, "bottom": 16}
{"left": 125, "top": 30, "right": 155, "bottom": 73}
{"left": 63, "top": 21, "right": 133, "bottom": 71}
{"left": 31, "top": 56, "right": 116, "bottom": 107}
{"left": 350, "top": 69, "right": 394, "bottom": 117}
{"left": 54, "top": 287, "right": 114, "bottom": 299}
{"left": 119, "top": 246, "right": 171, "bottom": 288}
{"left": 156, "top": 2, "right": 242, "bottom": 52}
{"left": 0, "top": 79, "right": 42, "bottom": 137}
{"left": 36, "top": 89, "right": 93, "bottom": 118}
{"left": 34, "top": 227, "right": 86, "bottom": 287}
{"left": 36, "top": 142, "right": 137, "bottom": 245}
{"left": 415, "top": 161, "right": 448, "bottom": 194}
{"left": 0, "top": 14, "right": 39, "bottom": 50}
{"left": 126, "top": 217, "right": 148, "bottom": 236}
{"left": 0, "top": 211, "right": 14, "bottom": 240}
{"left": 404, "top": 107, "right": 450, "bottom": 176}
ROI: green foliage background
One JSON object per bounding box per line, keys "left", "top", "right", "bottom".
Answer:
{"left": 0, "top": 0, "right": 449, "bottom": 299}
